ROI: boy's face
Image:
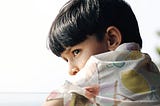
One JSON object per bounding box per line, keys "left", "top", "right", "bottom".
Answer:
{"left": 61, "top": 26, "right": 122, "bottom": 76}
{"left": 61, "top": 35, "right": 108, "bottom": 76}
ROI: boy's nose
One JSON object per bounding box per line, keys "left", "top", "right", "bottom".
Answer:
{"left": 69, "top": 67, "right": 79, "bottom": 75}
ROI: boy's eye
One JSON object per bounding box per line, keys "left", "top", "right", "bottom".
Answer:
{"left": 72, "top": 49, "right": 80, "bottom": 56}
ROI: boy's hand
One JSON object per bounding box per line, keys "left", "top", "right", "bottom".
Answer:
{"left": 84, "top": 85, "right": 100, "bottom": 99}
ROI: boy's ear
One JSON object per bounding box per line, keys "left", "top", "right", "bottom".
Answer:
{"left": 104, "top": 26, "right": 122, "bottom": 51}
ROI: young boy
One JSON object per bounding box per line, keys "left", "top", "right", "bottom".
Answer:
{"left": 43, "top": 0, "right": 160, "bottom": 105}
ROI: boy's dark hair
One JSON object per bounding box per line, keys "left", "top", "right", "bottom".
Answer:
{"left": 48, "top": 0, "right": 142, "bottom": 57}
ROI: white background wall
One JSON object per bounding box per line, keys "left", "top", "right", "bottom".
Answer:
{"left": 0, "top": 0, "right": 160, "bottom": 104}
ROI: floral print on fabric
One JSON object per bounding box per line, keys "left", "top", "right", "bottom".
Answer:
{"left": 47, "top": 43, "right": 160, "bottom": 106}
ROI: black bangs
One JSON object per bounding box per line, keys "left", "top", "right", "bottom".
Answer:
{"left": 48, "top": 21, "right": 87, "bottom": 57}
{"left": 48, "top": 34, "right": 65, "bottom": 57}
{"left": 48, "top": 0, "right": 101, "bottom": 56}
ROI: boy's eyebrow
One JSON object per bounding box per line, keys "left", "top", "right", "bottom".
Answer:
{"left": 62, "top": 47, "right": 71, "bottom": 55}
{"left": 65, "top": 47, "right": 71, "bottom": 52}
{"left": 61, "top": 47, "right": 71, "bottom": 59}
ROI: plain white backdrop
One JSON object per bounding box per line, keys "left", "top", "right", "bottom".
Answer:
{"left": 0, "top": 0, "right": 160, "bottom": 104}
